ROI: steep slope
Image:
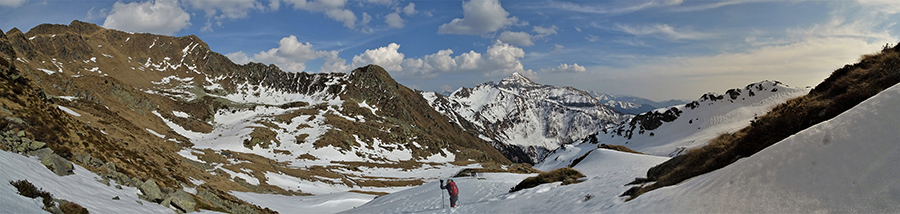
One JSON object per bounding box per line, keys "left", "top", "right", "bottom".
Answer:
{"left": 345, "top": 71, "right": 900, "bottom": 213}
{"left": 2, "top": 20, "right": 509, "bottom": 213}
{"left": 536, "top": 80, "right": 808, "bottom": 170}
{"left": 618, "top": 80, "right": 900, "bottom": 212}
{"left": 625, "top": 43, "right": 900, "bottom": 199}
{"left": 422, "top": 73, "right": 626, "bottom": 164}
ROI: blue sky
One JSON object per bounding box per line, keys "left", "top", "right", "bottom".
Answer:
{"left": 2, "top": 0, "right": 899, "bottom": 101}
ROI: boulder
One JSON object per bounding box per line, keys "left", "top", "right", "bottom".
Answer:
{"left": 37, "top": 150, "right": 74, "bottom": 176}
{"left": 166, "top": 190, "right": 197, "bottom": 213}
{"left": 139, "top": 179, "right": 165, "bottom": 203}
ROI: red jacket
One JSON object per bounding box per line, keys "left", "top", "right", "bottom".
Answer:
{"left": 442, "top": 181, "right": 459, "bottom": 196}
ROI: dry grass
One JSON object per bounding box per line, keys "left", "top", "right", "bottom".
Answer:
{"left": 598, "top": 144, "right": 643, "bottom": 154}
{"left": 509, "top": 168, "right": 585, "bottom": 193}
{"left": 627, "top": 43, "right": 900, "bottom": 199}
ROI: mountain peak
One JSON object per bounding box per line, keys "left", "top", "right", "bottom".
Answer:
{"left": 500, "top": 72, "right": 536, "bottom": 86}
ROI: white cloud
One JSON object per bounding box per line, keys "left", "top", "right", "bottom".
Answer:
{"left": 586, "top": 34, "right": 599, "bottom": 42}
{"left": 190, "top": 0, "right": 263, "bottom": 20}
{"left": 363, "top": 0, "right": 394, "bottom": 6}
{"left": 540, "top": 63, "right": 586, "bottom": 73}
{"left": 532, "top": 25, "right": 558, "bottom": 38}
{"left": 498, "top": 31, "right": 534, "bottom": 46}
{"left": 351, "top": 43, "right": 406, "bottom": 72}
{"left": 547, "top": 0, "right": 680, "bottom": 14}
{"left": 86, "top": 7, "right": 109, "bottom": 21}
{"left": 269, "top": 0, "right": 280, "bottom": 10}
{"left": 326, "top": 8, "right": 358, "bottom": 28}
{"left": 575, "top": 26, "right": 582, "bottom": 32}
{"left": 226, "top": 51, "right": 251, "bottom": 65}
{"left": 616, "top": 23, "right": 711, "bottom": 40}
{"left": 385, "top": 12, "right": 404, "bottom": 28}
{"left": 438, "top": 0, "right": 519, "bottom": 35}
{"left": 552, "top": 44, "right": 564, "bottom": 53}
{"left": 246, "top": 35, "right": 343, "bottom": 72}
{"left": 348, "top": 41, "right": 534, "bottom": 78}
{"left": 403, "top": 2, "right": 417, "bottom": 15}
{"left": 671, "top": 0, "right": 761, "bottom": 12}
{"left": 284, "top": 0, "right": 361, "bottom": 29}
{"left": 189, "top": 0, "right": 265, "bottom": 32}
{"left": 0, "top": 0, "right": 27, "bottom": 8}
{"left": 586, "top": 37, "right": 890, "bottom": 100}
{"left": 856, "top": 0, "right": 900, "bottom": 14}
{"left": 102, "top": 0, "right": 191, "bottom": 36}
{"left": 361, "top": 12, "right": 372, "bottom": 26}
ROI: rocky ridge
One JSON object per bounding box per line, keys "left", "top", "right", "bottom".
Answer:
{"left": 422, "top": 72, "right": 627, "bottom": 164}
{"left": 1, "top": 20, "right": 510, "bottom": 213}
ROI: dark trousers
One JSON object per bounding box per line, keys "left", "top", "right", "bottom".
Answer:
{"left": 449, "top": 195, "right": 458, "bottom": 207}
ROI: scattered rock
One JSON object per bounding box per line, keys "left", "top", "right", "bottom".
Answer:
{"left": 33, "top": 148, "right": 74, "bottom": 176}
{"left": 112, "top": 196, "right": 120, "bottom": 200}
{"left": 139, "top": 178, "right": 165, "bottom": 203}
{"left": 166, "top": 190, "right": 197, "bottom": 213}
{"left": 115, "top": 185, "right": 122, "bottom": 189}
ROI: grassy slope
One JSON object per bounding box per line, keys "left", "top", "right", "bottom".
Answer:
{"left": 629, "top": 43, "right": 900, "bottom": 198}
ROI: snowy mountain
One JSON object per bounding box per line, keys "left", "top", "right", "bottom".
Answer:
{"left": 0, "top": 21, "right": 508, "bottom": 213}
{"left": 421, "top": 73, "right": 627, "bottom": 164}
{"left": 592, "top": 92, "right": 688, "bottom": 115}
{"left": 617, "top": 83, "right": 900, "bottom": 212}
{"left": 583, "top": 80, "right": 809, "bottom": 157}
{"left": 345, "top": 78, "right": 900, "bottom": 214}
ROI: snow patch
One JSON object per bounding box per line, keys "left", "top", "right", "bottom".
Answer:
{"left": 57, "top": 105, "right": 81, "bottom": 117}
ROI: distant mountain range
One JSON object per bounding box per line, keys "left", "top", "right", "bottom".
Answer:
{"left": 592, "top": 92, "right": 690, "bottom": 115}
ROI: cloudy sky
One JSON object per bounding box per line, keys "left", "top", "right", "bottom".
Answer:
{"left": 2, "top": 0, "right": 898, "bottom": 100}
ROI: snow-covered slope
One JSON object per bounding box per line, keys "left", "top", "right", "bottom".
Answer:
{"left": 347, "top": 80, "right": 900, "bottom": 214}
{"left": 591, "top": 80, "right": 809, "bottom": 156}
{"left": 617, "top": 80, "right": 900, "bottom": 213}
{"left": 345, "top": 149, "right": 668, "bottom": 213}
{"left": 422, "top": 73, "right": 626, "bottom": 163}
{"left": 0, "top": 150, "right": 175, "bottom": 213}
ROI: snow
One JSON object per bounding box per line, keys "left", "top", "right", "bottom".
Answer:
{"left": 595, "top": 80, "right": 809, "bottom": 157}
{"left": 37, "top": 68, "right": 57, "bottom": 75}
{"left": 57, "top": 105, "right": 81, "bottom": 117}
{"left": 232, "top": 191, "right": 375, "bottom": 214}
{"left": 172, "top": 111, "right": 190, "bottom": 118}
{"left": 0, "top": 150, "right": 174, "bottom": 213}
{"left": 617, "top": 83, "right": 900, "bottom": 213}
{"left": 350, "top": 82, "right": 900, "bottom": 213}
{"left": 57, "top": 96, "right": 77, "bottom": 101}
{"left": 347, "top": 149, "right": 668, "bottom": 213}
{"left": 145, "top": 128, "right": 165, "bottom": 138}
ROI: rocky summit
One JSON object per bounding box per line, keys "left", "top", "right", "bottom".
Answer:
{"left": 0, "top": 20, "right": 511, "bottom": 213}
{"left": 422, "top": 72, "right": 628, "bottom": 164}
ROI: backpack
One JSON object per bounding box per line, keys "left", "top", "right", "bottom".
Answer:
{"left": 448, "top": 182, "right": 459, "bottom": 196}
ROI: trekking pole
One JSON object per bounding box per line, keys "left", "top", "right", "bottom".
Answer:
{"left": 441, "top": 181, "right": 445, "bottom": 209}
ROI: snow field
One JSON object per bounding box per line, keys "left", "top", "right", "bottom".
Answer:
{"left": 0, "top": 150, "right": 174, "bottom": 213}
{"left": 347, "top": 149, "right": 669, "bottom": 213}
{"left": 616, "top": 83, "right": 900, "bottom": 213}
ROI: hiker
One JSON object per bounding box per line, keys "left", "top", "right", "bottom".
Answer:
{"left": 440, "top": 179, "right": 459, "bottom": 207}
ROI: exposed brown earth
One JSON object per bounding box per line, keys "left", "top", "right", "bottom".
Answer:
{"left": 2, "top": 20, "right": 514, "bottom": 213}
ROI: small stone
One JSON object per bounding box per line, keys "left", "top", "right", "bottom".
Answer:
{"left": 136, "top": 200, "right": 143, "bottom": 205}
{"left": 17, "top": 130, "right": 25, "bottom": 137}
{"left": 116, "top": 185, "right": 122, "bottom": 189}
{"left": 113, "top": 196, "right": 121, "bottom": 200}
